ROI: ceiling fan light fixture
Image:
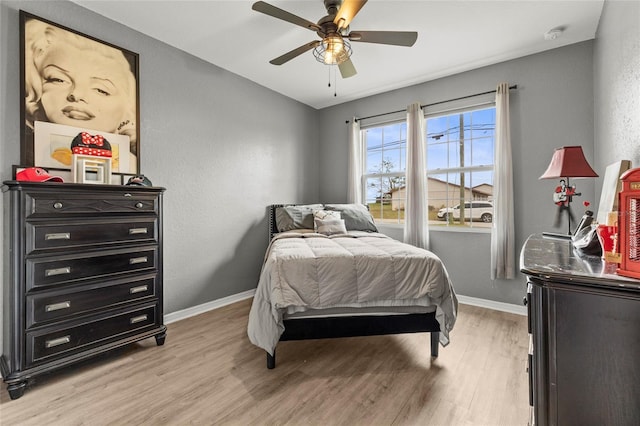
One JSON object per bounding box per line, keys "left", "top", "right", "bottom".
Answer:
{"left": 313, "top": 35, "right": 352, "bottom": 65}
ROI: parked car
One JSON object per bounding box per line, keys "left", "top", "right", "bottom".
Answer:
{"left": 437, "top": 201, "right": 493, "bottom": 223}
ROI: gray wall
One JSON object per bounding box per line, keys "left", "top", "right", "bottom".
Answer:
{"left": 317, "top": 42, "right": 597, "bottom": 306}
{"left": 593, "top": 0, "right": 640, "bottom": 176}
{"left": 0, "top": 0, "right": 320, "bottom": 321}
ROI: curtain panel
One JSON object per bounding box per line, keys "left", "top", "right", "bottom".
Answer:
{"left": 403, "top": 102, "right": 429, "bottom": 249}
{"left": 347, "top": 118, "right": 362, "bottom": 204}
{"left": 491, "top": 83, "right": 515, "bottom": 279}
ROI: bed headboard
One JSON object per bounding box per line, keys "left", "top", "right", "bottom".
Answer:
{"left": 269, "top": 204, "right": 288, "bottom": 242}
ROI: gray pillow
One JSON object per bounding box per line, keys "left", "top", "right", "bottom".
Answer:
{"left": 275, "top": 204, "right": 323, "bottom": 232}
{"left": 324, "top": 204, "right": 378, "bottom": 232}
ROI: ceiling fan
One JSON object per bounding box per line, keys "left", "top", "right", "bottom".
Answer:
{"left": 252, "top": 0, "right": 418, "bottom": 78}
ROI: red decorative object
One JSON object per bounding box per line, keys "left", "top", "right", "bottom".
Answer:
{"left": 596, "top": 224, "right": 618, "bottom": 264}
{"left": 618, "top": 168, "right": 640, "bottom": 279}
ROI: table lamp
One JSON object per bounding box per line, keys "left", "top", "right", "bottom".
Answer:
{"left": 539, "top": 146, "right": 598, "bottom": 236}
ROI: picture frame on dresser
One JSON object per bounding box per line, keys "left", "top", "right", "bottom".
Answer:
{"left": 20, "top": 11, "right": 141, "bottom": 174}
{"left": 596, "top": 160, "right": 631, "bottom": 224}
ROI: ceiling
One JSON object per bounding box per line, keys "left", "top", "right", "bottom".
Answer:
{"left": 71, "top": 0, "right": 604, "bottom": 110}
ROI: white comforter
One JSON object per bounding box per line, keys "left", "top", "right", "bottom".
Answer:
{"left": 247, "top": 231, "right": 458, "bottom": 355}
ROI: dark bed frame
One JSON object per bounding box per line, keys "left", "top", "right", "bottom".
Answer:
{"left": 265, "top": 204, "right": 441, "bottom": 369}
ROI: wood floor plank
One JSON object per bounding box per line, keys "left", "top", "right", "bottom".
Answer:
{"left": 0, "top": 299, "right": 529, "bottom": 425}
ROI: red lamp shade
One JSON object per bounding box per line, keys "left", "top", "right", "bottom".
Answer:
{"left": 539, "top": 146, "right": 599, "bottom": 179}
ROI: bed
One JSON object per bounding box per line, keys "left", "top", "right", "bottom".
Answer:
{"left": 247, "top": 204, "right": 458, "bottom": 369}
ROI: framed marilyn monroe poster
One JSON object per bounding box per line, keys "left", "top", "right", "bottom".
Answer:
{"left": 20, "top": 11, "right": 140, "bottom": 174}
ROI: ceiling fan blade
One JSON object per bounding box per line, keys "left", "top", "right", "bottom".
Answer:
{"left": 270, "top": 41, "right": 321, "bottom": 65}
{"left": 252, "top": 1, "right": 321, "bottom": 32}
{"left": 334, "top": 0, "right": 367, "bottom": 31}
{"left": 348, "top": 31, "right": 418, "bottom": 47}
{"left": 338, "top": 58, "right": 357, "bottom": 78}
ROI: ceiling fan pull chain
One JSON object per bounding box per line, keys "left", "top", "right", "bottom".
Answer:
{"left": 328, "top": 65, "right": 331, "bottom": 88}
{"left": 334, "top": 66, "right": 337, "bottom": 97}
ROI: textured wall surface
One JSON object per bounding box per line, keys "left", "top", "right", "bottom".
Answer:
{"left": 594, "top": 0, "right": 640, "bottom": 171}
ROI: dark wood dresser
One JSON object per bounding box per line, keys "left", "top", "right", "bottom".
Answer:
{"left": 1, "top": 181, "right": 166, "bottom": 400}
{"left": 520, "top": 234, "right": 640, "bottom": 426}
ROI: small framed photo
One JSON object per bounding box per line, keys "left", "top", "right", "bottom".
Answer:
{"left": 33, "top": 122, "right": 134, "bottom": 174}
{"left": 71, "top": 155, "right": 112, "bottom": 184}
{"left": 596, "top": 160, "right": 632, "bottom": 224}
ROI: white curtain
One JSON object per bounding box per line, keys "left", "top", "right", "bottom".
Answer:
{"left": 491, "top": 83, "right": 515, "bottom": 279}
{"left": 347, "top": 118, "right": 362, "bottom": 204}
{"left": 404, "top": 103, "right": 429, "bottom": 249}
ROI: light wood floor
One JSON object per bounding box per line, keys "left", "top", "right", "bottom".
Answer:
{"left": 0, "top": 299, "right": 529, "bottom": 425}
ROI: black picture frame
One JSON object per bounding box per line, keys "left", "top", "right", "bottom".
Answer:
{"left": 19, "top": 11, "right": 140, "bottom": 175}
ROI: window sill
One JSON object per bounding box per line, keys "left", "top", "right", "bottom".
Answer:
{"left": 376, "top": 223, "right": 491, "bottom": 234}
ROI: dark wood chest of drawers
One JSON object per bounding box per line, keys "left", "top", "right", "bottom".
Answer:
{"left": 521, "top": 234, "right": 640, "bottom": 426}
{"left": 1, "top": 181, "right": 166, "bottom": 400}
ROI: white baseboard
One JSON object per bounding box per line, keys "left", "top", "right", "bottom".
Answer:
{"left": 457, "top": 294, "right": 527, "bottom": 316}
{"left": 164, "top": 290, "right": 526, "bottom": 324}
{"left": 164, "top": 289, "right": 256, "bottom": 324}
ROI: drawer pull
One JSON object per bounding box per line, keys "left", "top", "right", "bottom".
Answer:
{"left": 45, "top": 266, "right": 71, "bottom": 276}
{"left": 129, "top": 257, "right": 148, "bottom": 265}
{"left": 135, "top": 202, "right": 144, "bottom": 209}
{"left": 129, "top": 285, "right": 149, "bottom": 294}
{"left": 130, "top": 314, "right": 148, "bottom": 324}
{"left": 45, "top": 232, "right": 70, "bottom": 240}
{"left": 53, "top": 202, "right": 63, "bottom": 209}
{"left": 45, "top": 335, "right": 71, "bottom": 348}
{"left": 45, "top": 301, "right": 71, "bottom": 312}
{"left": 129, "top": 228, "right": 148, "bottom": 235}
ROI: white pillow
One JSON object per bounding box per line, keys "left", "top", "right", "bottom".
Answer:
{"left": 314, "top": 218, "right": 348, "bottom": 235}
{"left": 313, "top": 209, "right": 341, "bottom": 221}
{"left": 313, "top": 210, "right": 341, "bottom": 234}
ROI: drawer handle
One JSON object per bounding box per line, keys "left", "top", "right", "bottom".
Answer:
{"left": 53, "top": 202, "right": 63, "bottom": 209}
{"left": 135, "top": 202, "right": 144, "bottom": 208}
{"left": 45, "top": 266, "right": 71, "bottom": 277}
{"left": 45, "top": 301, "right": 71, "bottom": 312}
{"left": 130, "top": 285, "right": 149, "bottom": 294}
{"left": 130, "top": 314, "right": 148, "bottom": 324}
{"left": 45, "top": 335, "right": 71, "bottom": 348}
{"left": 129, "top": 257, "right": 148, "bottom": 265}
{"left": 129, "top": 228, "right": 148, "bottom": 235}
{"left": 45, "top": 232, "right": 70, "bottom": 240}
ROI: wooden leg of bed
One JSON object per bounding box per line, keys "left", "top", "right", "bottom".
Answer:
{"left": 430, "top": 332, "right": 440, "bottom": 358}
{"left": 267, "top": 350, "right": 276, "bottom": 369}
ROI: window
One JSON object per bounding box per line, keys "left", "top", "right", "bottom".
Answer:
{"left": 363, "top": 123, "right": 406, "bottom": 223}
{"left": 363, "top": 105, "right": 496, "bottom": 229}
